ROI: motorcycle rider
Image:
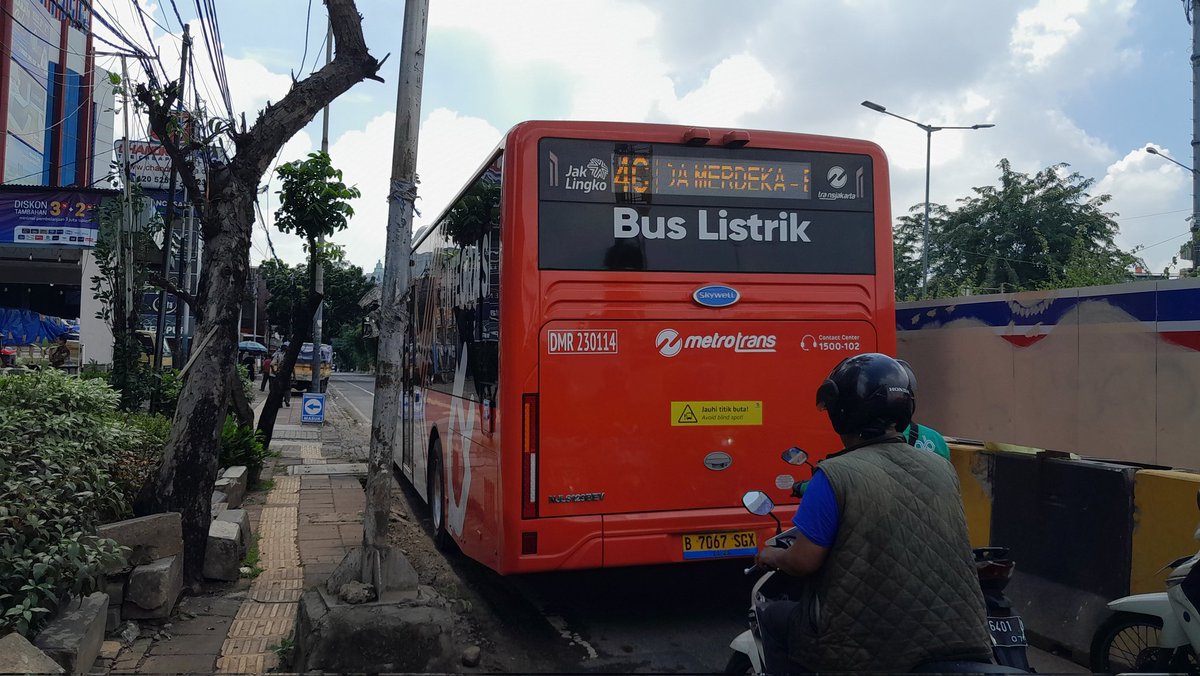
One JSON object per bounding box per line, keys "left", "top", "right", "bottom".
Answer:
{"left": 896, "top": 359, "right": 951, "bottom": 461}
{"left": 754, "top": 353, "right": 991, "bottom": 674}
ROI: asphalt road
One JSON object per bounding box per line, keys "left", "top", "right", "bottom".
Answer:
{"left": 326, "top": 373, "right": 1085, "bottom": 674}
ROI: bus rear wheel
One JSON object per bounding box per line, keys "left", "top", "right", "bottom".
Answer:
{"left": 427, "top": 438, "right": 453, "bottom": 552}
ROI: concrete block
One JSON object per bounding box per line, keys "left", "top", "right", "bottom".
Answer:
{"left": 223, "top": 465, "right": 249, "bottom": 485}
{"left": 293, "top": 589, "right": 455, "bottom": 673}
{"left": 123, "top": 556, "right": 181, "bottom": 619}
{"left": 326, "top": 546, "right": 418, "bottom": 596}
{"left": 105, "top": 605, "right": 121, "bottom": 634}
{"left": 34, "top": 591, "right": 108, "bottom": 674}
{"left": 96, "top": 513, "right": 183, "bottom": 567}
{"left": 202, "top": 520, "right": 242, "bottom": 581}
{"left": 213, "top": 475, "right": 245, "bottom": 509}
{"left": 0, "top": 632, "right": 64, "bottom": 674}
{"left": 103, "top": 574, "right": 126, "bottom": 607}
{"left": 211, "top": 491, "right": 227, "bottom": 509}
{"left": 214, "top": 509, "right": 251, "bottom": 558}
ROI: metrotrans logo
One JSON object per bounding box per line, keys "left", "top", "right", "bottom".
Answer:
{"left": 655, "top": 328, "right": 777, "bottom": 358}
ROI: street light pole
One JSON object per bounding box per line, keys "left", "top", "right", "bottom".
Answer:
{"left": 1146, "top": 146, "right": 1200, "bottom": 269}
{"left": 861, "top": 100, "right": 994, "bottom": 297}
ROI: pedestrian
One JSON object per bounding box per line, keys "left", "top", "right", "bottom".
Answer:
{"left": 261, "top": 351, "right": 273, "bottom": 391}
{"left": 271, "top": 347, "right": 290, "bottom": 407}
{"left": 240, "top": 352, "right": 255, "bottom": 380}
{"left": 48, "top": 334, "right": 71, "bottom": 369}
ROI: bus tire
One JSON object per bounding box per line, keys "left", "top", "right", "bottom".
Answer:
{"left": 427, "top": 438, "right": 453, "bottom": 552}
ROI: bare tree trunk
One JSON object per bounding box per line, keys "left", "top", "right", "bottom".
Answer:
{"left": 256, "top": 293, "right": 320, "bottom": 449}
{"left": 134, "top": 185, "right": 253, "bottom": 587}
{"left": 134, "top": 0, "right": 382, "bottom": 588}
{"left": 228, "top": 366, "right": 253, "bottom": 428}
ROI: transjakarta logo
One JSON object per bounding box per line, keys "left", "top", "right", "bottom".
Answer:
{"left": 655, "top": 328, "right": 777, "bottom": 357}
{"left": 615, "top": 207, "right": 810, "bottom": 242}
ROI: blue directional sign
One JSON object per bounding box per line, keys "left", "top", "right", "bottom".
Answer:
{"left": 300, "top": 392, "right": 325, "bottom": 424}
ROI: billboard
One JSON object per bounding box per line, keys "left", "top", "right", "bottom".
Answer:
{"left": 0, "top": 190, "right": 104, "bottom": 246}
{"left": 115, "top": 139, "right": 209, "bottom": 191}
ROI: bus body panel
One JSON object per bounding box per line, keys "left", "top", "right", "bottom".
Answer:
{"left": 537, "top": 318, "right": 878, "bottom": 517}
{"left": 408, "top": 121, "right": 894, "bottom": 574}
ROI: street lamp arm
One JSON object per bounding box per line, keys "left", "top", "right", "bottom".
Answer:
{"left": 1146, "top": 146, "right": 1200, "bottom": 174}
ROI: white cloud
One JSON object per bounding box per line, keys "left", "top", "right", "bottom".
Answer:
{"left": 1010, "top": 0, "right": 1089, "bottom": 71}
{"left": 1097, "top": 145, "right": 1193, "bottom": 269}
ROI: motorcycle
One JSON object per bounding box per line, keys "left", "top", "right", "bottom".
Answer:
{"left": 725, "top": 447, "right": 1029, "bottom": 675}
{"left": 1089, "top": 489, "right": 1200, "bottom": 673}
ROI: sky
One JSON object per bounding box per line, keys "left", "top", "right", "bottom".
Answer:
{"left": 97, "top": 0, "right": 1200, "bottom": 275}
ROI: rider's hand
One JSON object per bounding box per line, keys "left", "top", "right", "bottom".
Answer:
{"left": 755, "top": 546, "right": 781, "bottom": 571}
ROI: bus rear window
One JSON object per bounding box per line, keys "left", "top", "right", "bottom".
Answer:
{"left": 537, "top": 138, "right": 876, "bottom": 274}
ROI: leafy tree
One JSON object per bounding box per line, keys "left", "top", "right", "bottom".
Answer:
{"left": 89, "top": 189, "right": 163, "bottom": 410}
{"left": 893, "top": 206, "right": 933, "bottom": 301}
{"left": 915, "top": 159, "right": 1143, "bottom": 297}
{"left": 133, "top": 3, "right": 382, "bottom": 586}
{"left": 261, "top": 258, "right": 374, "bottom": 371}
{"left": 257, "top": 152, "right": 361, "bottom": 448}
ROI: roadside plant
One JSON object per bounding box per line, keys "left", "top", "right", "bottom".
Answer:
{"left": 0, "top": 370, "right": 131, "bottom": 636}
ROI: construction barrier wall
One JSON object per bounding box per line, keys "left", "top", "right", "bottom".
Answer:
{"left": 949, "top": 443, "right": 1200, "bottom": 660}
{"left": 898, "top": 278, "right": 1200, "bottom": 470}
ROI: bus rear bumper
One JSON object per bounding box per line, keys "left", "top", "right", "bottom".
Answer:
{"left": 602, "top": 506, "right": 791, "bottom": 568}
{"left": 507, "top": 505, "right": 794, "bottom": 573}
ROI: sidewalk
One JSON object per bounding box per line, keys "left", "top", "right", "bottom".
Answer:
{"left": 109, "top": 395, "right": 367, "bottom": 674}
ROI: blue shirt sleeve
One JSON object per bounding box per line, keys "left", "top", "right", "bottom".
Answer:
{"left": 790, "top": 469, "right": 840, "bottom": 548}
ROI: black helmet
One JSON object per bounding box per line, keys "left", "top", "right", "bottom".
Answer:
{"left": 815, "top": 353, "right": 916, "bottom": 437}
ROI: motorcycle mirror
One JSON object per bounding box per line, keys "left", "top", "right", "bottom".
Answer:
{"left": 742, "top": 491, "right": 775, "bottom": 516}
{"left": 781, "top": 447, "right": 809, "bottom": 466}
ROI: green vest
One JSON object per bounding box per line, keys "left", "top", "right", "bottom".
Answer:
{"left": 788, "top": 441, "right": 992, "bottom": 672}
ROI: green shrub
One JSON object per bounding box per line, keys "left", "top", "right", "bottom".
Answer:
{"left": 0, "top": 370, "right": 129, "bottom": 636}
{"left": 220, "top": 415, "right": 268, "bottom": 480}
{"left": 113, "top": 412, "right": 171, "bottom": 508}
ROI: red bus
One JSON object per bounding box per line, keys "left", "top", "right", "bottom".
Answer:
{"left": 399, "top": 121, "right": 894, "bottom": 574}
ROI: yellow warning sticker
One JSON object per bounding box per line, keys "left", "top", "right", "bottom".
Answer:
{"left": 671, "top": 401, "right": 763, "bottom": 426}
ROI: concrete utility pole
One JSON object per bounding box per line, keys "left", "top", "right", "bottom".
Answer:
{"left": 153, "top": 25, "right": 191, "bottom": 383}
{"left": 1191, "top": 0, "right": 1200, "bottom": 268}
{"left": 361, "top": 0, "right": 428, "bottom": 590}
{"left": 312, "top": 20, "right": 332, "bottom": 393}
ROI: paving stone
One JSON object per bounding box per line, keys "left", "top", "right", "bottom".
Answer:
{"left": 144, "top": 629, "right": 228, "bottom": 655}
{"left": 97, "top": 513, "right": 183, "bottom": 567}
{"left": 178, "top": 595, "right": 243, "bottom": 617}
{"left": 35, "top": 592, "right": 109, "bottom": 674}
{"left": 221, "top": 635, "right": 275, "bottom": 655}
{"left": 110, "top": 637, "right": 151, "bottom": 672}
{"left": 216, "top": 653, "right": 277, "bottom": 672}
{"left": 203, "top": 520, "right": 242, "bottom": 581}
{"left": 227, "top": 616, "right": 296, "bottom": 639}
{"left": 288, "top": 463, "right": 367, "bottom": 476}
{"left": 0, "top": 632, "right": 65, "bottom": 674}
{"left": 214, "top": 509, "right": 252, "bottom": 558}
{"left": 138, "top": 653, "right": 217, "bottom": 674}
{"left": 168, "top": 615, "right": 234, "bottom": 635}
{"left": 235, "top": 601, "right": 300, "bottom": 620}
{"left": 124, "top": 556, "right": 181, "bottom": 618}
{"left": 99, "top": 640, "right": 122, "bottom": 661}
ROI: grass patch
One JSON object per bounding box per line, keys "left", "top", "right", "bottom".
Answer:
{"left": 268, "top": 635, "right": 295, "bottom": 671}
{"left": 256, "top": 478, "right": 276, "bottom": 492}
{"left": 241, "top": 535, "right": 263, "bottom": 579}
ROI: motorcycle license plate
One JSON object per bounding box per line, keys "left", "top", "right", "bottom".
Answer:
{"left": 681, "top": 531, "right": 757, "bottom": 560}
{"left": 987, "top": 616, "right": 1027, "bottom": 647}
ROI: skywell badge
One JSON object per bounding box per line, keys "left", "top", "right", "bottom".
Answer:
{"left": 693, "top": 284, "right": 740, "bottom": 308}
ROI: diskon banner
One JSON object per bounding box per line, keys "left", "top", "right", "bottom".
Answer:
{"left": 0, "top": 190, "right": 104, "bottom": 246}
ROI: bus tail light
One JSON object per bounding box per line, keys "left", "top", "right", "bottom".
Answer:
{"left": 522, "top": 394, "right": 539, "bottom": 519}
